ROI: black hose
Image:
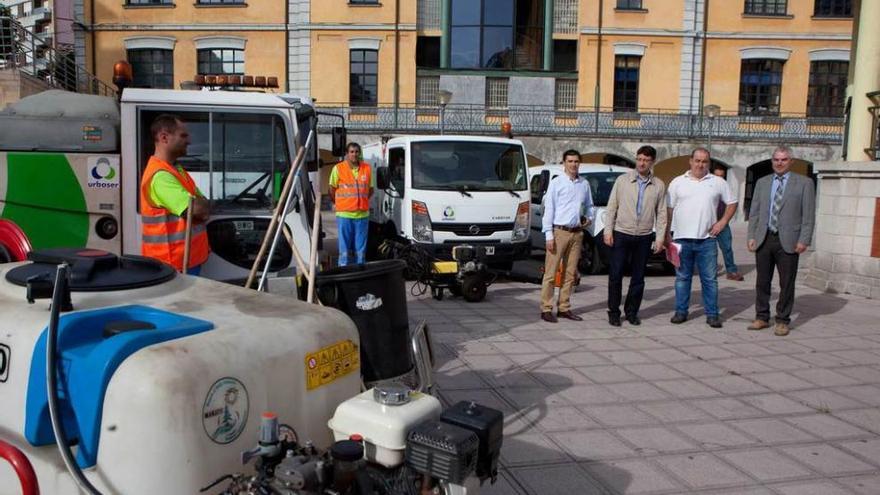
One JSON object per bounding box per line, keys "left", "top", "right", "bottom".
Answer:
{"left": 47, "top": 263, "right": 103, "bottom": 495}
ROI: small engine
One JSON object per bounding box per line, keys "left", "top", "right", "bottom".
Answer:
{"left": 210, "top": 387, "right": 503, "bottom": 495}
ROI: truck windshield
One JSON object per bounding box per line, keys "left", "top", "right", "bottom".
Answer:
{"left": 580, "top": 172, "right": 625, "bottom": 207}
{"left": 411, "top": 141, "right": 527, "bottom": 192}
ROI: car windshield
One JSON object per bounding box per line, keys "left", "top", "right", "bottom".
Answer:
{"left": 580, "top": 171, "right": 625, "bottom": 207}
{"left": 411, "top": 141, "right": 528, "bottom": 191}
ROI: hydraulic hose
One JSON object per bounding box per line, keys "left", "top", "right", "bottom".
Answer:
{"left": 0, "top": 439, "right": 40, "bottom": 495}
{"left": 46, "top": 263, "right": 103, "bottom": 495}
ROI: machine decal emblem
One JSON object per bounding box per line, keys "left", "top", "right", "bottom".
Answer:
{"left": 469, "top": 225, "right": 481, "bottom": 235}
{"left": 202, "top": 377, "right": 249, "bottom": 444}
{"left": 355, "top": 293, "right": 383, "bottom": 311}
{"left": 0, "top": 343, "right": 9, "bottom": 383}
{"left": 304, "top": 340, "right": 360, "bottom": 391}
{"left": 442, "top": 206, "right": 455, "bottom": 220}
{"left": 87, "top": 156, "right": 120, "bottom": 189}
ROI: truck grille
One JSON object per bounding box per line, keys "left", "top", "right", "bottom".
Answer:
{"left": 432, "top": 223, "right": 514, "bottom": 237}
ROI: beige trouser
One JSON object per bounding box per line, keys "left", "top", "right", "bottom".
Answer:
{"left": 540, "top": 229, "right": 583, "bottom": 313}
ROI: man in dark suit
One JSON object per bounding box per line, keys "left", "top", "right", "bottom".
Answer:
{"left": 747, "top": 146, "right": 815, "bottom": 336}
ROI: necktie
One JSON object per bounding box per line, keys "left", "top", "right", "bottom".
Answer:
{"left": 768, "top": 176, "right": 784, "bottom": 233}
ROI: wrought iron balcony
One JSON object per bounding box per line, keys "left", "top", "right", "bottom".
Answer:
{"left": 314, "top": 103, "right": 844, "bottom": 144}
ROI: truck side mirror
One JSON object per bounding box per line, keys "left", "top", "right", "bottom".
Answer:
{"left": 376, "top": 167, "right": 390, "bottom": 190}
{"left": 331, "top": 127, "right": 347, "bottom": 157}
{"left": 537, "top": 170, "right": 550, "bottom": 197}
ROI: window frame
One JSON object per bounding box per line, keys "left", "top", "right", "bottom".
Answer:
{"left": 738, "top": 58, "right": 784, "bottom": 116}
{"left": 744, "top": 0, "right": 788, "bottom": 16}
{"left": 613, "top": 55, "right": 641, "bottom": 113}
{"left": 449, "top": 0, "right": 544, "bottom": 70}
{"left": 807, "top": 60, "right": 848, "bottom": 118}
{"left": 616, "top": 0, "right": 644, "bottom": 10}
{"left": 196, "top": 48, "right": 245, "bottom": 75}
{"left": 127, "top": 48, "right": 175, "bottom": 89}
{"left": 125, "top": 0, "right": 174, "bottom": 5}
{"left": 349, "top": 48, "right": 378, "bottom": 107}
{"left": 196, "top": 0, "right": 247, "bottom": 4}
{"left": 813, "top": 0, "right": 852, "bottom": 17}
{"left": 486, "top": 77, "right": 510, "bottom": 117}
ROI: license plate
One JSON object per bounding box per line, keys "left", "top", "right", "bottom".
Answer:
{"left": 485, "top": 246, "right": 495, "bottom": 255}
{"left": 234, "top": 220, "right": 255, "bottom": 231}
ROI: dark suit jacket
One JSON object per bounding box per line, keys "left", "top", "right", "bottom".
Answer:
{"left": 747, "top": 172, "right": 816, "bottom": 254}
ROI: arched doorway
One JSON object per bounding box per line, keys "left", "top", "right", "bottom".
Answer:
{"left": 743, "top": 158, "right": 813, "bottom": 220}
{"left": 652, "top": 155, "right": 730, "bottom": 188}
{"left": 580, "top": 152, "right": 635, "bottom": 168}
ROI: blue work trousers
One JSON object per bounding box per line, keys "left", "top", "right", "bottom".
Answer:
{"left": 674, "top": 237, "right": 719, "bottom": 318}
{"left": 337, "top": 216, "right": 368, "bottom": 266}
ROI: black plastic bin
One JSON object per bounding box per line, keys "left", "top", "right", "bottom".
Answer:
{"left": 314, "top": 260, "right": 412, "bottom": 383}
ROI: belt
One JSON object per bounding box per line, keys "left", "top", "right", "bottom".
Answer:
{"left": 767, "top": 229, "right": 779, "bottom": 236}
{"left": 554, "top": 225, "right": 582, "bottom": 233}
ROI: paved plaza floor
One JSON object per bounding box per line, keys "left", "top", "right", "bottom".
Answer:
{"left": 400, "top": 225, "right": 880, "bottom": 494}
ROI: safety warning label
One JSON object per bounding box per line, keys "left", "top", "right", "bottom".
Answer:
{"left": 305, "top": 340, "right": 360, "bottom": 391}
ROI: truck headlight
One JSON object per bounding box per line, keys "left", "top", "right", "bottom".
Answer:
{"left": 512, "top": 201, "right": 529, "bottom": 242}
{"left": 412, "top": 200, "right": 433, "bottom": 243}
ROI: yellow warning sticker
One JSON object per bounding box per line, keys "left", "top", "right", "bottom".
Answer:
{"left": 305, "top": 340, "right": 360, "bottom": 391}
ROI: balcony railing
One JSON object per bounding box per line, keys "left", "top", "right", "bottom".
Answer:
{"left": 1, "top": 16, "right": 114, "bottom": 97}
{"left": 867, "top": 90, "right": 880, "bottom": 160}
{"left": 314, "top": 103, "right": 844, "bottom": 144}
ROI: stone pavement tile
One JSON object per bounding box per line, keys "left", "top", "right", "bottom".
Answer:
{"left": 760, "top": 341, "right": 815, "bottom": 355}
{"left": 557, "top": 351, "right": 613, "bottom": 367}
{"left": 837, "top": 366, "right": 880, "bottom": 383}
{"left": 654, "top": 453, "right": 752, "bottom": 490}
{"left": 750, "top": 354, "right": 813, "bottom": 371}
{"left": 441, "top": 389, "right": 513, "bottom": 413}
{"left": 719, "top": 448, "right": 813, "bottom": 482}
{"left": 769, "top": 480, "right": 855, "bottom": 495}
{"left": 436, "top": 367, "right": 492, "bottom": 390}
{"left": 676, "top": 423, "right": 760, "bottom": 449}
{"left": 618, "top": 337, "right": 669, "bottom": 351}
{"left": 654, "top": 378, "right": 723, "bottom": 399}
{"left": 529, "top": 367, "right": 594, "bottom": 387}
{"left": 511, "top": 464, "right": 607, "bottom": 495}
{"left": 623, "top": 363, "right": 687, "bottom": 381}
{"left": 796, "top": 368, "right": 863, "bottom": 388}
{"left": 554, "top": 384, "right": 626, "bottom": 406}
{"left": 700, "top": 375, "right": 772, "bottom": 395}
{"left": 838, "top": 438, "right": 880, "bottom": 467}
{"left": 654, "top": 335, "right": 706, "bottom": 347}
{"left": 533, "top": 339, "right": 581, "bottom": 353}
{"left": 832, "top": 350, "right": 880, "bottom": 365}
{"left": 582, "top": 459, "right": 683, "bottom": 494}
{"left": 728, "top": 419, "right": 817, "bottom": 444}
{"left": 836, "top": 473, "right": 880, "bottom": 495}
{"left": 834, "top": 408, "right": 880, "bottom": 435}
{"left": 835, "top": 385, "right": 880, "bottom": 407}
{"left": 784, "top": 414, "right": 872, "bottom": 440}
{"left": 505, "top": 353, "right": 566, "bottom": 368}
{"left": 578, "top": 365, "right": 642, "bottom": 384}
{"left": 578, "top": 339, "right": 629, "bottom": 352}
{"left": 830, "top": 336, "right": 880, "bottom": 349}
{"left": 460, "top": 354, "right": 516, "bottom": 372}
{"left": 779, "top": 444, "right": 876, "bottom": 476}
{"left": 740, "top": 393, "right": 816, "bottom": 415}
{"left": 582, "top": 405, "right": 660, "bottom": 427}
{"left": 696, "top": 488, "right": 775, "bottom": 495}
{"left": 477, "top": 369, "right": 546, "bottom": 389}
{"left": 480, "top": 470, "right": 524, "bottom": 495}
{"left": 640, "top": 348, "right": 693, "bottom": 362}
{"left": 711, "top": 358, "right": 776, "bottom": 375}
{"left": 668, "top": 360, "right": 729, "bottom": 378}
{"left": 747, "top": 372, "right": 817, "bottom": 392}
{"left": 517, "top": 405, "right": 600, "bottom": 433}
{"left": 499, "top": 387, "right": 571, "bottom": 409}
{"left": 509, "top": 329, "right": 570, "bottom": 341}
{"left": 492, "top": 341, "right": 545, "bottom": 355}
{"left": 797, "top": 338, "right": 858, "bottom": 352}
{"left": 720, "top": 343, "right": 779, "bottom": 357}
{"left": 690, "top": 398, "right": 766, "bottom": 420}
{"left": 785, "top": 389, "right": 868, "bottom": 412}
{"left": 692, "top": 332, "right": 744, "bottom": 345}
{"left": 684, "top": 345, "right": 739, "bottom": 360}
{"left": 637, "top": 401, "right": 712, "bottom": 423}
{"left": 596, "top": 350, "right": 655, "bottom": 365}
{"left": 795, "top": 352, "right": 856, "bottom": 368}
{"left": 608, "top": 382, "right": 672, "bottom": 402}
{"left": 615, "top": 426, "right": 698, "bottom": 455}
{"left": 500, "top": 432, "right": 572, "bottom": 466}
{"left": 549, "top": 430, "right": 637, "bottom": 461}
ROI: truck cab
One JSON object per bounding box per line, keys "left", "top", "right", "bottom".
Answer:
{"left": 364, "top": 136, "right": 531, "bottom": 265}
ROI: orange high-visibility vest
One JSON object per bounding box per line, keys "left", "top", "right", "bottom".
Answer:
{"left": 334, "top": 160, "right": 371, "bottom": 212}
{"left": 140, "top": 156, "right": 210, "bottom": 271}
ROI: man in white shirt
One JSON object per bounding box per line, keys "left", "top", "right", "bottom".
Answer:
{"left": 539, "top": 149, "right": 594, "bottom": 323}
{"left": 666, "top": 148, "right": 737, "bottom": 328}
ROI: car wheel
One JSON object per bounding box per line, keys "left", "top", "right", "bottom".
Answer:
{"left": 578, "top": 238, "right": 605, "bottom": 275}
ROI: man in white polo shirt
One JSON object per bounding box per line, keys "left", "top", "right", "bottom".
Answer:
{"left": 666, "top": 148, "right": 737, "bottom": 328}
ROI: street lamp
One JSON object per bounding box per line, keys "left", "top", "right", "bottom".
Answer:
{"left": 438, "top": 89, "right": 453, "bottom": 135}
{"left": 702, "top": 104, "right": 721, "bottom": 156}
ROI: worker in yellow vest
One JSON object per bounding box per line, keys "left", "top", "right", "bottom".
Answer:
{"left": 328, "top": 142, "right": 373, "bottom": 266}
{"left": 139, "top": 114, "right": 211, "bottom": 274}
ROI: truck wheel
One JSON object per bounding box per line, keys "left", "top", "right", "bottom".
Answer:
{"left": 578, "top": 239, "right": 605, "bottom": 275}
{"left": 461, "top": 276, "right": 487, "bottom": 302}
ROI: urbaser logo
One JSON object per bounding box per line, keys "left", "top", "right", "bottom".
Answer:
{"left": 87, "top": 156, "right": 120, "bottom": 189}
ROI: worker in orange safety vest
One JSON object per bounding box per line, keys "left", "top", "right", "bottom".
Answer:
{"left": 328, "top": 142, "right": 373, "bottom": 265}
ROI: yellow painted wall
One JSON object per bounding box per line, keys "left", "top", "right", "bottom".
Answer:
{"left": 311, "top": 0, "right": 416, "bottom": 25}
{"left": 708, "top": 1, "right": 852, "bottom": 34}
{"left": 580, "top": 0, "right": 684, "bottom": 30}
{"left": 93, "top": 0, "right": 286, "bottom": 24}
{"left": 93, "top": 31, "right": 287, "bottom": 91}
{"left": 704, "top": 39, "right": 852, "bottom": 115}
{"left": 310, "top": 30, "right": 417, "bottom": 105}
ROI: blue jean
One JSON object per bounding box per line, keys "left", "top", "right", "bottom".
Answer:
{"left": 337, "top": 216, "right": 368, "bottom": 266}
{"left": 716, "top": 225, "right": 738, "bottom": 274}
{"left": 674, "top": 237, "right": 719, "bottom": 318}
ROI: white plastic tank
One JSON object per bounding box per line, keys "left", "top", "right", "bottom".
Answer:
{"left": 0, "top": 251, "right": 361, "bottom": 494}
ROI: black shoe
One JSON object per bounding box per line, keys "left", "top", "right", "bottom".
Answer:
{"left": 706, "top": 317, "right": 723, "bottom": 328}
{"left": 608, "top": 314, "right": 622, "bottom": 327}
{"left": 670, "top": 313, "right": 687, "bottom": 324}
{"left": 541, "top": 312, "right": 558, "bottom": 323}
{"left": 626, "top": 315, "right": 641, "bottom": 326}
{"left": 557, "top": 310, "right": 583, "bottom": 322}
